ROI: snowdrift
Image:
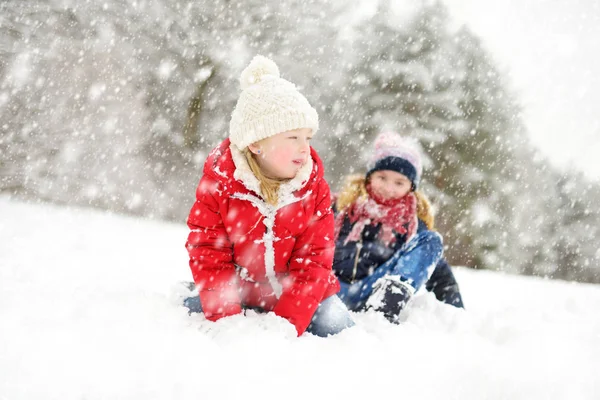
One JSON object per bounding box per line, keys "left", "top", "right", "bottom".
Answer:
{"left": 1, "top": 197, "right": 599, "bottom": 399}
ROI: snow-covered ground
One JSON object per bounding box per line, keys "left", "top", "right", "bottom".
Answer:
{"left": 1, "top": 196, "right": 599, "bottom": 400}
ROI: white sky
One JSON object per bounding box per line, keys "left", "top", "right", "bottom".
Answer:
{"left": 440, "top": 0, "right": 600, "bottom": 180}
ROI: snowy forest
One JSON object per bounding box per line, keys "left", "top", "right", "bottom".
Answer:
{"left": 1, "top": 0, "right": 598, "bottom": 283}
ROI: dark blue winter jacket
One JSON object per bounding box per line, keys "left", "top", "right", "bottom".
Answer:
{"left": 333, "top": 213, "right": 464, "bottom": 308}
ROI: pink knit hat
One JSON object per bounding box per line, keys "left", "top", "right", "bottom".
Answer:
{"left": 366, "top": 132, "right": 423, "bottom": 190}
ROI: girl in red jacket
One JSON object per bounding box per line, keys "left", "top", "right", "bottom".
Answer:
{"left": 184, "top": 55, "right": 354, "bottom": 337}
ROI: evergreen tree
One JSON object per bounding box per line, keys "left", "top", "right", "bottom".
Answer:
{"left": 318, "top": 1, "right": 462, "bottom": 179}
{"left": 430, "top": 25, "right": 528, "bottom": 270}
{"left": 551, "top": 170, "right": 600, "bottom": 282}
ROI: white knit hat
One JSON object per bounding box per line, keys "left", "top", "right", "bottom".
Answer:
{"left": 229, "top": 55, "right": 319, "bottom": 150}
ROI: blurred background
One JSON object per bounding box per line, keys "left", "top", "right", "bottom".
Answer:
{"left": 1, "top": 0, "right": 598, "bottom": 283}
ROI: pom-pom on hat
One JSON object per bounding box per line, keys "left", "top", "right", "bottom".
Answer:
{"left": 366, "top": 132, "right": 423, "bottom": 190}
{"left": 229, "top": 55, "right": 319, "bottom": 150}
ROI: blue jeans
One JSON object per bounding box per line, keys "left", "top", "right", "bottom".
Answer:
{"left": 337, "top": 230, "right": 443, "bottom": 311}
{"left": 183, "top": 293, "right": 355, "bottom": 338}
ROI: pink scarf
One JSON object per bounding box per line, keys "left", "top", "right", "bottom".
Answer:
{"left": 334, "top": 185, "right": 418, "bottom": 247}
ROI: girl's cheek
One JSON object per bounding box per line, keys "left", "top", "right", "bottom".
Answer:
{"left": 272, "top": 148, "right": 294, "bottom": 164}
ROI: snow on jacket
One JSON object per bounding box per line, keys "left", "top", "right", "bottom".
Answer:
{"left": 185, "top": 139, "right": 340, "bottom": 335}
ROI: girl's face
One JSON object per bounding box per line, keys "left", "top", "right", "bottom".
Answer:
{"left": 248, "top": 128, "right": 312, "bottom": 179}
{"left": 369, "top": 170, "right": 412, "bottom": 200}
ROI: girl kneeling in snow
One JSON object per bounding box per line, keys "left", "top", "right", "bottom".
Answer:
{"left": 184, "top": 55, "right": 354, "bottom": 337}
{"left": 333, "top": 132, "right": 464, "bottom": 323}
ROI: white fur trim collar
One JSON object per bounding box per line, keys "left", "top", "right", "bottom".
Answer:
{"left": 229, "top": 143, "right": 313, "bottom": 205}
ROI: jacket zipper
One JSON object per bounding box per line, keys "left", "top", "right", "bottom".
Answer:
{"left": 351, "top": 240, "right": 363, "bottom": 282}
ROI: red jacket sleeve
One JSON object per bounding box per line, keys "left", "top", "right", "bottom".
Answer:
{"left": 273, "top": 178, "right": 337, "bottom": 335}
{"left": 186, "top": 175, "right": 242, "bottom": 321}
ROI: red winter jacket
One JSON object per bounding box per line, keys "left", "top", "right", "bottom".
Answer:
{"left": 185, "top": 139, "right": 340, "bottom": 335}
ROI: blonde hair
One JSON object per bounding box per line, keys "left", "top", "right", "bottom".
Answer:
{"left": 242, "top": 148, "right": 288, "bottom": 205}
{"left": 336, "top": 174, "right": 435, "bottom": 230}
